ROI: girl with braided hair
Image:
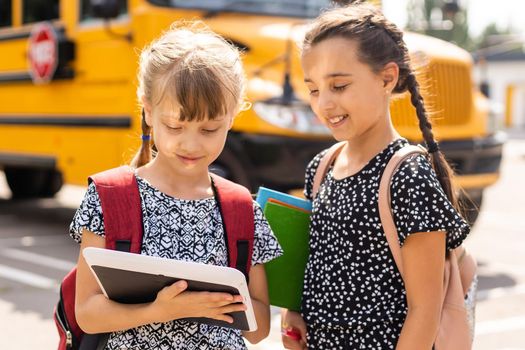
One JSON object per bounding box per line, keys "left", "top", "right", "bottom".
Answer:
{"left": 281, "top": 3, "right": 474, "bottom": 349}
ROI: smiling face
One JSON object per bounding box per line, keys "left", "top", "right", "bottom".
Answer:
{"left": 144, "top": 97, "right": 234, "bottom": 177}
{"left": 302, "top": 37, "right": 395, "bottom": 142}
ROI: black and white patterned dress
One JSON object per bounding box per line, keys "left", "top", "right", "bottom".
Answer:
{"left": 70, "top": 175, "right": 283, "bottom": 350}
{"left": 302, "top": 138, "right": 470, "bottom": 349}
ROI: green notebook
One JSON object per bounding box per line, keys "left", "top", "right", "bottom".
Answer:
{"left": 263, "top": 201, "right": 310, "bottom": 311}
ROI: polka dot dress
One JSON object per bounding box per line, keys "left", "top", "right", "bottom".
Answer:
{"left": 302, "top": 138, "right": 470, "bottom": 349}
{"left": 70, "top": 175, "right": 283, "bottom": 350}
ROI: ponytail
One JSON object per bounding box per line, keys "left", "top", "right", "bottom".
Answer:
{"left": 130, "top": 109, "right": 153, "bottom": 168}
{"left": 405, "top": 74, "right": 460, "bottom": 210}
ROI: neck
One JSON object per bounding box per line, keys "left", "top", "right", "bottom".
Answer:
{"left": 139, "top": 156, "right": 213, "bottom": 200}
{"left": 344, "top": 114, "right": 400, "bottom": 163}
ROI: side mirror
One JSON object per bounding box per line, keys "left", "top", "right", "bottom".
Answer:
{"left": 90, "top": 0, "right": 120, "bottom": 19}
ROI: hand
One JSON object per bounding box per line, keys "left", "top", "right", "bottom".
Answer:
{"left": 150, "top": 280, "right": 246, "bottom": 323}
{"left": 281, "top": 309, "right": 307, "bottom": 350}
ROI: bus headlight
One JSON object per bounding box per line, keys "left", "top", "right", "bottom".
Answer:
{"left": 253, "top": 100, "right": 330, "bottom": 135}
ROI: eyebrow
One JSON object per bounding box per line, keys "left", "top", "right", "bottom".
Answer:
{"left": 304, "top": 73, "right": 353, "bottom": 83}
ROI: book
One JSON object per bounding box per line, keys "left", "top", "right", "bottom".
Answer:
{"left": 262, "top": 198, "right": 311, "bottom": 312}
{"left": 256, "top": 187, "right": 312, "bottom": 212}
{"left": 82, "top": 247, "right": 257, "bottom": 331}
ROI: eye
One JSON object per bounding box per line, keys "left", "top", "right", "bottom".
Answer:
{"left": 308, "top": 89, "right": 319, "bottom": 96}
{"left": 165, "top": 124, "right": 181, "bottom": 131}
{"left": 202, "top": 128, "right": 219, "bottom": 134}
{"left": 333, "top": 84, "right": 349, "bottom": 91}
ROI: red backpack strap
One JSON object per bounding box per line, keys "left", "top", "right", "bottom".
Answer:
{"left": 312, "top": 142, "right": 346, "bottom": 199}
{"left": 210, "top": 173, "right": 254, "bottom": 281}
{"left": 89, "top": 166, "right": 143, "bottom": 253}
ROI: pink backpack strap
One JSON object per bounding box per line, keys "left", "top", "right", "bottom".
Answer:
{"left": 378, "top": 145, "right": 427, "bottom": 277}
{"left": 210, "top": 174, "right": 254, "bottom": 280}
{"left": 312, "top": 142, "right": 346, "bottom": 199}
{"left": 89, "top": 166, "right": 143, "bottom": 253}
{"left": 378, "top": 145, "right": 476, "bottom": 294}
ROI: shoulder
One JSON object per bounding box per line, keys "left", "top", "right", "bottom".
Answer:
{"left": 390, "top": 153, "right": 438, "bottom": 192}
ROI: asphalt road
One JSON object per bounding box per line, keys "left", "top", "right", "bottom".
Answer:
{"left": 0, "top": 131, "right": 524, "bottom": 349}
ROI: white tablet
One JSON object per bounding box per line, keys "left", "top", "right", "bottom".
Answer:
{"left": 82, "top": 247, "right": 257, "bottom": 331}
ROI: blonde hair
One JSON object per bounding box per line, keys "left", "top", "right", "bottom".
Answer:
{"left": 131, "top": 21, "right": 247, "bottom": 168}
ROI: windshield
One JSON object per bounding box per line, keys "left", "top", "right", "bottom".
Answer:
{"left": 147, "top": 0, "right": 334, "bottom": 18}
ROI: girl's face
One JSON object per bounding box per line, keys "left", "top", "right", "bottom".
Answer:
{"left": 145, "top": 97, "right": 234, "bottom": 176}
{"left": 301, "top": 37, "right": 396, "bottom": 142}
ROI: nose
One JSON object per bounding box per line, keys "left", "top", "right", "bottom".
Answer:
{"left": 177, "top": 132, "right": 201, "bottom": 155}
{"left": 317, "top": 91, "right": 336, "bottom": 112}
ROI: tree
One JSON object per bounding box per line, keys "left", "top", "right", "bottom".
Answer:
{"left": 475, "top": 23, "right": 513, "bottom": 50}
{"left": 406, "top": 0, "right": 474, "bottom": 51}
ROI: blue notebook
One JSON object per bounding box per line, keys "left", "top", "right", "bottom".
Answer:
{"left": 256, "top": 187, "right": 312, "bottom": 212}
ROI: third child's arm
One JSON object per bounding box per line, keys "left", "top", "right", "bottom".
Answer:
{"left": 75, "top": 229, "right": 246, "bottom": 334}
{"left": 396, "top": 231, "right": 446, "bottom": 350}
{"left": 242, "top": 264, "right": 271, "bottom": 344}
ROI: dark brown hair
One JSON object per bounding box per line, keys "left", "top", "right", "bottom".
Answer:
{"left": 131, "top": 21, "right": 247, "bottom": 168}
{"left": 303, "top": 3, "right": 459, "bottom": 209}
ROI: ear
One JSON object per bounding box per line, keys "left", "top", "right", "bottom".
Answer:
{"left": 381, "top": 62, "right": 399, "bottom": 93}
{"left": 140, "top": 95, "right": 153, "bottom": 127}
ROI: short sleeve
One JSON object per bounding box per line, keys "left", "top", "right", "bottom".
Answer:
{"left": 304, "top": 149, "right": 329, "bottom": 201}
{"left": 390, "top": 154, "right": 470, "bottom": 249}
{"left": 69, "top": 182, "right": 106, "bottom": 243}
{"left": 251, "top": 201, "right": 283, "bottom": 266}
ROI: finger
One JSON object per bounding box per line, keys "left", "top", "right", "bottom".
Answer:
{"left": 232, "top": 295, "right": 244, "bottom": 303}
{"left": 282, "top": 336, "right": 301, "bottom": 350}
{"left": 196, "top": 291, "right": 235, "bottom": 304}
{"left": 161, "top": 280, "right": 187, "bottom": 298}
{"left": 218, "top": 303, "right": 247, "bottom": 315}
{"left": 213, "top": 299, "right": 244, "bottom": 308}
{"left": 210, "top": 313, "right": 234, "bottom": 324}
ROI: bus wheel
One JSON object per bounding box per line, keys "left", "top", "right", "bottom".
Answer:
{"left": 4, "top": 167, "right": 63, "bottom": 199}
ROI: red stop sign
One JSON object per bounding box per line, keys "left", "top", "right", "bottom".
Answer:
{"left": 28, "top": 22, "right": 58, "bottom": 84}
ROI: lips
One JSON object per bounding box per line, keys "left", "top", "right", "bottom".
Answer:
{"left": 177, "top": 154, "right": 204, "bottom": 164}
{"left": 326, "top": 114, "right": 349, "bottom": 127}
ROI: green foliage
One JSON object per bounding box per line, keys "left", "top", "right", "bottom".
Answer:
{"left": 406, "top": 0, "right": 474, "bottom": 51}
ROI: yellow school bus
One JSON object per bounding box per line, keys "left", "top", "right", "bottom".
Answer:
{"left": 0, "top": 0, "right": 503, "bottom": 223}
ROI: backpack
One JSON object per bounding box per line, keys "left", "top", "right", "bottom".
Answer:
{"left": 54, "top": 166, "right": 255, "bottom": 350}
{"left": 312, "top": 142, "right": 477, "bottom": 350}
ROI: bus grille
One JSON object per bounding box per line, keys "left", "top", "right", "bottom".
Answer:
{"left": 390, "top": 60, "right": 472, "bottom": 127}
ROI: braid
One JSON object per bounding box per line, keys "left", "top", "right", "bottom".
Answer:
{"left": 406, "top": 74, "right": 459, "bottom": 209}
{"left": 130, "top": 109, "right": 153, "bottom": 168}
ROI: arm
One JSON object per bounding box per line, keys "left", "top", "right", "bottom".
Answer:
{"left": 396, "top": 231, "right": 446, "bottom": 350}
{"left": 242, "top": 264, "right": 271, "bottom": 344}
{"left": 75, "top": 229, "right": 246, "bottom": 334}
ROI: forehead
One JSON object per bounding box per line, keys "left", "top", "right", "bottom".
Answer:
{"left": 154, "top": 96, "right": 229, "bottom": 123}
{"left": 302, "top": 37, "right": 373, "bottom": 81}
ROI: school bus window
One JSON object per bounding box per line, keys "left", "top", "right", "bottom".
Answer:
{"left": 23, "top": 0, "right": 59, "bottom": 24}
{"left": 80, "top": 0, "right": 127, "bottom": 22}
{"left": 0, "top": 0, "right": 12, "bottom": 27}
{"left": 147, "top": 0, "right": 327, "bottom": 18}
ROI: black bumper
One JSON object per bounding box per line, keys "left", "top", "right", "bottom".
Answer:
{"left": 430, "top": 132, "right": 505, "bottom": 176}
{"left": 227, "top": 131, "right": 505, "bottom": 192}
{"left": 230, "top": 132, "right": 334, "bottom": 191}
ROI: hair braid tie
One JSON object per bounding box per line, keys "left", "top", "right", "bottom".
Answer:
{"left": 141, "top": 109, "right": 151, "bottom": 141}
{"left": 427, "top": 141, "right": 440, "bottom": 153}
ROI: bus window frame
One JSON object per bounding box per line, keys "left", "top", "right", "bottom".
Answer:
{"left": 78, "top": 0, "right": 129, "bottom": 27}
{"left": 146, "top": 0, "right": 329, "bottom": 19}
{"left": 21, "top": 0, "right": 60, "bottom": 25}
{"left": 0, "top": 0, "right": 13, "bottom": 28}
